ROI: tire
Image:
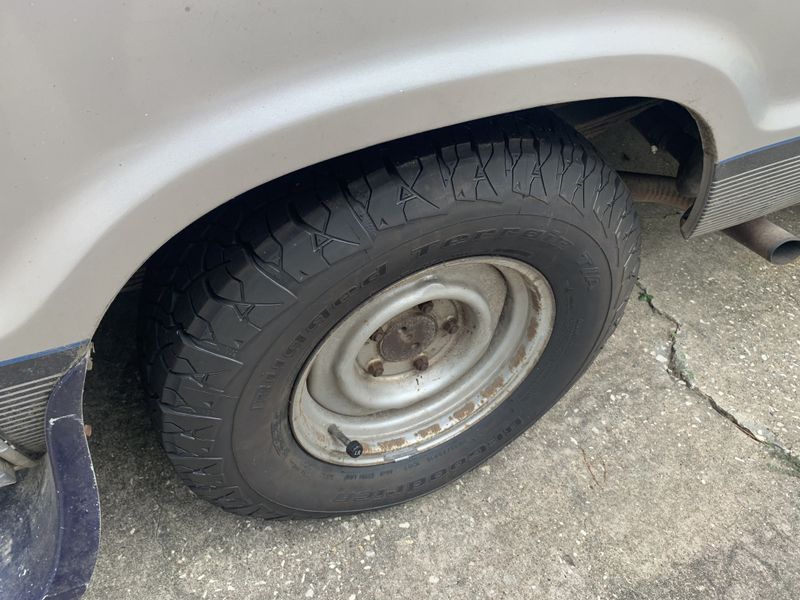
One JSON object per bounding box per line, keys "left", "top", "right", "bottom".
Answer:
{"left": 139, "top": 109, "right": 640, "bottom": 518}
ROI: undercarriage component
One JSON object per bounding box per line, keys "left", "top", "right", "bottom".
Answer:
{"left": 723, "top": 217, "right": 800, "bottom": 265}
{"left": 0, "top": 458, "right": 14, "bottom": 487}
{"left": 620, "top": 173, "right": 693, "bottom": 211}
{"left": 630, "top": 103, "right": 705, "bottom": 197}
{"left": 556, "top": 98, "right": 661, "bottom": 140}
{"left": 0, "top": 439, "right": 37, "bottom": 488}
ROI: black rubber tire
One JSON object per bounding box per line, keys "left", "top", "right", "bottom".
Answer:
{"left": 139, "top": 110, "right": 640, "bottom": 519}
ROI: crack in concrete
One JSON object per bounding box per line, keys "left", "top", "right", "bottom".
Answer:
{"left": 635, "top": 281, "right": 800, "bottom": 475}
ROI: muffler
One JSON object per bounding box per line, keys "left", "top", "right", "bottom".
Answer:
{"left": 724, "top": 217, "right": 800, "bottom": 265}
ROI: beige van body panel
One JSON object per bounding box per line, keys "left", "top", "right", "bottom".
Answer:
{"left": 1, "top": 1, "right": 799, "bottom": 360}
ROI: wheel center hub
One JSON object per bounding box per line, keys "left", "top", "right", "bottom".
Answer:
{"left": 378, "top": 312, "right": 437, "bottom": 362}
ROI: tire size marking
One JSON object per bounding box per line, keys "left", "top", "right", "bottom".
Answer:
{"left": 577, "top": 251, "right": 601, "bottom": 289}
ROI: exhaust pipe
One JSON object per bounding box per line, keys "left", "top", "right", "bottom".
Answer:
{"left": 724, "top": 217, "right": 800, "bottom": 265}
{"left": 620, "top": 173, "right": 693, "bottom": 211}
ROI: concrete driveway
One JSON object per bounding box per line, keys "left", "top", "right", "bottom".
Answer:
{"left": 82, "top": 203, "right": 800, "bottom": 600}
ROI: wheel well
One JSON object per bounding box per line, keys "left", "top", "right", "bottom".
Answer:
{"left": 550, "top": 97, "right": 712, "bottom": 197}
{"left": 115, "top": 97, "right": 710, "bottom": 298}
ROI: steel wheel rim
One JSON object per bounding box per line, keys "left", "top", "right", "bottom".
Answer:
{"left": 290, "top": 256, "right": 556, "bottom": 466}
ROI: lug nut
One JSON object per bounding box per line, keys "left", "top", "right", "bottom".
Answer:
{"left": 417, "top": 301, "right": 434, "bottom": 314}
{"left": 413, "top": 355, "right": 429, "bottom": 371}
{"left": 370, "top": 329, "right": 385, "bottom": 342}
{"left": 367, "top": 359, "right": 384, "bottom": 377}
{"left": 442, "top": 316, "right": 459, "bottom": 334}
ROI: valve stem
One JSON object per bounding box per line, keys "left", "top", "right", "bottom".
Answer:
{"left": 328, "top": 424, "right": 364, "bottom": 458}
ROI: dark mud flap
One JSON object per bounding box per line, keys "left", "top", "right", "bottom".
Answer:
{"left": 0, "top": 356, "right": 100, "bottom": 599}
